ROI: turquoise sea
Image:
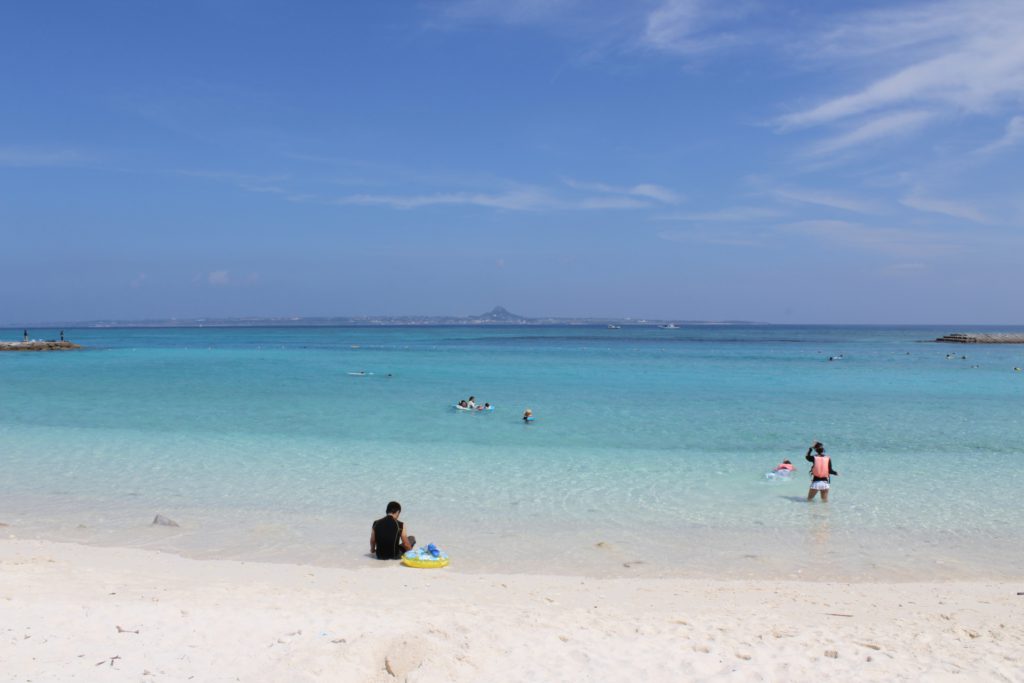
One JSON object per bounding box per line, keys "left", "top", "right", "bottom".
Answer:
{"left": 2, "top": 325, "right": 1023, "bottom": 579}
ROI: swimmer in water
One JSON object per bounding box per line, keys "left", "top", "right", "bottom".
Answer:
{"left": 806, "top": 441, "right": 837, "bottom": 502}
{"left": 522, "top": 408, "right": 533, "bottom": 422}
{"left": 773, "top": 459, "right": 795, "bottom": 472}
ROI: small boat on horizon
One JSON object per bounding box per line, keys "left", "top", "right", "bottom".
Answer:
{"left": 607, "top": 324, "right": 622, "bottom": 329}
{"left": 658, "top": 323, "right": 680, "bottom": 329}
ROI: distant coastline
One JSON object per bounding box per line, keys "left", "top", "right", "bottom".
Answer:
{"left": 1, "top": 306, "right": 762, "bottom": 329}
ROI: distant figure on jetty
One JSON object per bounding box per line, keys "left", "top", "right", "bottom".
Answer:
{"left": 806, "top": 441, "right": 837, "bottom": 502}
{"left": 23, "top": 329, "right": 28, "bottom": 341}
{"left": 60, "top": 330, "right": 64, "bottom": 341}
{"left": 370, "top": 501, "right": 415, "bottom": 560}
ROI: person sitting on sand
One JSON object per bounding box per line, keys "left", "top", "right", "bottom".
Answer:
{"left": 805, "top": 442, "right": 837, "bottom": 502}
{"left": 370, "top": 501, "right": 415, "bottom": 560}
{"left": 774, "top": 459, "right": 794, "bottom": 472}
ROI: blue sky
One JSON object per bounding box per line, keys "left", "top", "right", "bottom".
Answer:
{"left": 2, "top": 0, "right": 1023, "bottom": 324}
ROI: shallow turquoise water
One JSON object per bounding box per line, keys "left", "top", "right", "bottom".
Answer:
{"left": 2, "top": 325, "right": 1023, "bottom": 578}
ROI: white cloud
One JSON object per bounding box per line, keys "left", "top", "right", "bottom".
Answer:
{"left": 901, "top": 193, "right": 989, "bottom": 224}
{"left": 657, "top": 206, "right": 783, "bottom": 222}
{"left": 807, "top": 110, "right": 935, "bottom": 156}
{"left": 977, "top": 115, "right": 1024, "bottom": 154}
{"left": 641, "top": 0, "right": 749, "bottom": 55}
{"left": 777, "top": 1, "right": 1024, "bottom": 136}
{"left": 769, "top": 186, "right": 882, "bottom": 214}
{"left": 563, "top": 178, "right": 682, "bottom": 204}
{"left": 332, "top": 189, "right": 647, "bottom": 211}
{"left": 208, "top": 270, "right": 230, "bottom": 286}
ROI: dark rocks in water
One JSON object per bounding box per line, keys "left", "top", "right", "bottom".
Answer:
{"left": 0, "top": 340, "right": 82, "bottom": 351}
{"left": 152, "top": 514, "right": 179, "bottom": 527}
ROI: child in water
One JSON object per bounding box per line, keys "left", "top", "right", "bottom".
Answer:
{"left": 773, "top": 459, "right": 795, "bottom": 472}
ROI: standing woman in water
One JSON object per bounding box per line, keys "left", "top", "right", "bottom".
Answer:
{"left": 806, "top": 441, "right": 838, "bottom": 502}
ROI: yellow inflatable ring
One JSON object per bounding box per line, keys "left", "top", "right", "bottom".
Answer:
{"left": 401, "top": 546, "right": 449, "bottom": 568}
{"left": 401, "top": 556, "right": 450, "bottom": 569}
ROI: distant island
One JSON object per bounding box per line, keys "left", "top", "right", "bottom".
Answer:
{"left": 5, "top": 307, "right": 760, "bottom": 329}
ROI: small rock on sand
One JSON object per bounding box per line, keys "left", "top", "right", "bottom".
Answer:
{"left": 152, "top": 515, "right": 179, "bottom": 527}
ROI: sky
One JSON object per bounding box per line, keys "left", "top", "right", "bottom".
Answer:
{"left": 2, "top": 0, "right": 1023, "bottom": 324}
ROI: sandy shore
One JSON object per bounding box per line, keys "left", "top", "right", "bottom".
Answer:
{"left": 2, "top": 540, "right": 1021, "bottom": 682}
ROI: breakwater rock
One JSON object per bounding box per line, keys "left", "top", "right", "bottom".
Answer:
{"left": 935, "top": 333, "right": 1024, "bottom": 344}
{"left": 0, "top": 341, "right": 81, "bottom": 351}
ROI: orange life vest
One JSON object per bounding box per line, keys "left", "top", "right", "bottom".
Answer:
{"left": 811, "top": 455, "right": 831, "bottom": 479}
{"left": 777, "top": 463, "right": 794, "bottom": 471}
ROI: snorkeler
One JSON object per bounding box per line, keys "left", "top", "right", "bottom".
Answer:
{"left": 805, "top": 441, "right": 837, "bottom": 502}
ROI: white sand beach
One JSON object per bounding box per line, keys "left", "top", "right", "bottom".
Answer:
{"left": 2, "top": 539, "right": 1021, "bottom": 682}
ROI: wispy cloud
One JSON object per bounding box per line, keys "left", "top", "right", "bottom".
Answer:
{"left": 656, "top": 206, "right": 783, "bottom": 222}
{"left": 776, "top": 1, "right": 1024, "bottom": 158}
{"left": 563, "top": 178, "right": 682, "bottom": 204}
{"left": 437, "top": 0, "right": 580, "bottom": 26}
{"left": 779, "top": 219, "right": 956, "bottom": 257}
{"left": 641, "top": 0, "right": 751, "bottom": 55}
{"left": 657, "top": 228, "right": 764, "bottom": 247}
{"left": 781, "top": 2, "right": 1024, "bottom": 127}
{"left": 807, "top": 110, "right": 935, "bottom": 156}
{"left": 976, "top": 115, "right": 1024, "bottom": 154}
{"left": 901, "top": 193, "right": 990, "bottom": 224}
{"left": 0, "top": 146, "right": 87, "bottom": 167}
{"left": 330, "top": 186, "right": 653, "bottom": 211}
{"left": 769, "top": 186, "right": 882, "bottom": 214}
{"left": 208, "top": 270, "right": 230, "bottom": 286}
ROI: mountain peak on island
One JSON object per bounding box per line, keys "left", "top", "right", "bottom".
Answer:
{"left": 472, "top": 306, "right": 526, "bottom": 321}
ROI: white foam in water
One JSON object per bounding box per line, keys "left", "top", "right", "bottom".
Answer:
{"left": 1, "top": 325, "right": 1023, "bottom": 579}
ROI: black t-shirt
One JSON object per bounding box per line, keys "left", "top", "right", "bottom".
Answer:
{"left": 372, "top": 516, "right": 404, "bottom": 560}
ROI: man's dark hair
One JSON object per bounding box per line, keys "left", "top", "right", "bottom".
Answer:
{"left": 386, "top": 501, "right": 402, "bottom": 515}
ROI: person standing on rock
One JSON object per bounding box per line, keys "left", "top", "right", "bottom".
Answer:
{"left": 60, "top": 330, "right": 64, "bottom": 341}
{"left": 23, "top": 330, "right": 28, "bottom": 341}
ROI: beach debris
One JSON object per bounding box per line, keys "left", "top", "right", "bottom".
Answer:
{"left": 152, "top": 514, "right": 179, "bottom": 527}
{"left": 0, "top": 522, "right": 8, "bottom": 527}
{"left": 1017, "top": 592, "right": 1023, "bottom": 596}
{"left": 825, "top": 612, "right": 854, "bottom": 618}
{"left": 95, "top": 655, "right": 121, "bottom": 667}
{"left": 594, "top": 541, "right": 610, "bottom": 549}
{"left": 856, "top": 642, "right": 882, "bottom": 651}
{"left": 825, "top": 650, "right": 839, "bottom": 659}
{"left": 116, "top": 625, "right": 139, "bottom": 634}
